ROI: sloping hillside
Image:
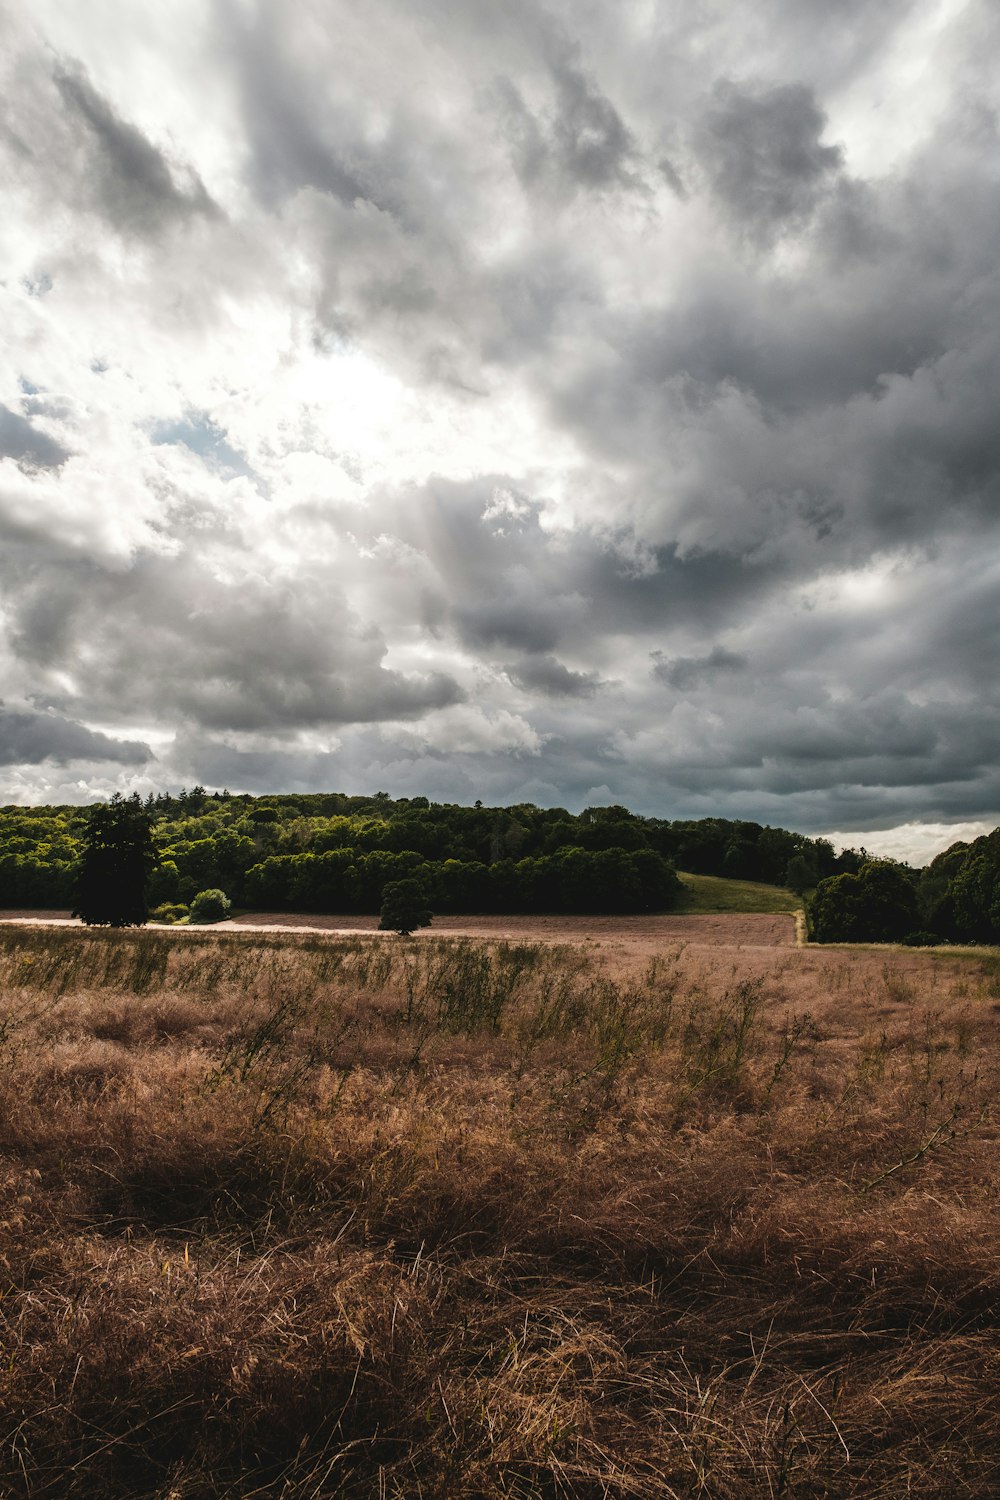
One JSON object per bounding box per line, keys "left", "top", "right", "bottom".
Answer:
{"left": 678, "top": 870, "right": 801, "bottom": 914}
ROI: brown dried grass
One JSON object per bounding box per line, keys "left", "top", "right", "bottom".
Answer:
{"left": 0, "top": 922, "right": 998, "bottom": 1496}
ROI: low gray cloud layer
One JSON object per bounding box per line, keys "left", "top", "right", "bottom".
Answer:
{"left": 0, "top": 0, "right": 997, "bottom": 857}
{"left": 0, "top": 706, "right": 150, "bottom": 768}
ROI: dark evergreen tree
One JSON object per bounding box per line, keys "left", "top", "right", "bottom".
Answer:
{"left": 73, "top": 793, "right": 157, "bottom": 927}
{"left": 378, "top": 878, "right": 433, "bottom": 936}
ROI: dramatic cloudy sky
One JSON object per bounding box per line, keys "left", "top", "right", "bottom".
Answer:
{"left": 1, "top": 0, "right": 998, "bottom": 860}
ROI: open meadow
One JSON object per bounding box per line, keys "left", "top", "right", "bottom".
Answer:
{"left": 0, "top": 917, "right": 999, "bottom": 1497}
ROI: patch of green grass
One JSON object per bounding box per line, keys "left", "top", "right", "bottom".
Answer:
{"left": 677, "top": 870, "right": 801, "bottom": 914}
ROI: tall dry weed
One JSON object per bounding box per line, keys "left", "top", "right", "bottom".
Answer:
{"left": 0, "top": 924, "right": 998, "bottom": 1495}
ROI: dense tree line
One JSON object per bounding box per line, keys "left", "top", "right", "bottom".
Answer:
{"left": 0, "top": 806, "right": 86, "bottom": 906}
{"left": 0, "top": 791, "right": 855, "bottom": 916}
{"left": 242, "top": 845, "right": 682, "bottom": 916}
{"left": 6, "top": 791, "right": 995, "bottom": 937}
{"left": 809, "top": 860, "right": 922, "bottom": 944}
{"left": 808, "top": 829, "right": 1000, "bottom": 945}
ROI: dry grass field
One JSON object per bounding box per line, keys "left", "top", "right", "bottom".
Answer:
{"left": 0, "top": 918, "right": 999, "bottom": 1497}
{"left": 223, "top": 910, "right": 798, "bottom": 954}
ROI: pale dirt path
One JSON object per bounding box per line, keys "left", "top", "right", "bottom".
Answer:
{"left": 0, "top": 909, "right": 797, "bottom": 953}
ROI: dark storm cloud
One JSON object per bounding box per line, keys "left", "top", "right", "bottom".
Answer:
{"left": 0, "top": 706, "right": 150, "bottom": 767}
{"left": 373, "top": 479, "right": 772, "bottom": 661}
{"left": 495, "top": 57, "right": 641, "bottom": 196}
{"left": 177, "top": 663, "right": 463, "bottom": 734}
{"left": 625, "top": 262, "right": 957, "bottom": 412}
{"left": 1, "top": 539, "right": 464, "bottom": 736}
{"left": 0, "top": 405, "right": 70, "bottom": 470}
{"left": 652, "top": 646, "right": 748, "bottom": 690}
{"left": 54, "top": 66, "right": 217, "bottom": 233}
{"left": 455, "top": 600, "right": 563, "bottom": 654}
{"left": 696, "top": 80, "right": 843, "bottom": 239}
{"left": 541, "top": 96, "right": 1000, "bottom": 579}
{"left": 506, "top": 654, "right": 598, "bottom": 697}
{"left": 660, "top": 699, "right": 1000, "bottom": 807}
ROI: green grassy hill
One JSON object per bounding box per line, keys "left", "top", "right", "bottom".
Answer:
{"left": 677, "top": 870, "right": 802, "bottom": 914}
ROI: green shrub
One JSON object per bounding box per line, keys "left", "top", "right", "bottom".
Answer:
{"left": 189, "top": 888, "right": 232, "bottom": 924}
{"left": 150, "top": 902, "right": 190, "bottom": 925}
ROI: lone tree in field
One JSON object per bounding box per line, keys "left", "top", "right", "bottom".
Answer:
{"left": 73, "top": 792, "right": 158, "bottom": 927}
{"left": 378, "top": 878, "right": 433, "bottom": 936}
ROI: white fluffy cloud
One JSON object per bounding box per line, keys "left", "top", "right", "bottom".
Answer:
{"left": 0, "top": 0, "right": 998, "bottom": 861}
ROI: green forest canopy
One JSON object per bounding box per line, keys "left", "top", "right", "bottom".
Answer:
{"left": 0, "top": 791, "right": 850, "bottom": 917}
{"left": 1, "top": 790, "right": 995, "bottom": 937}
